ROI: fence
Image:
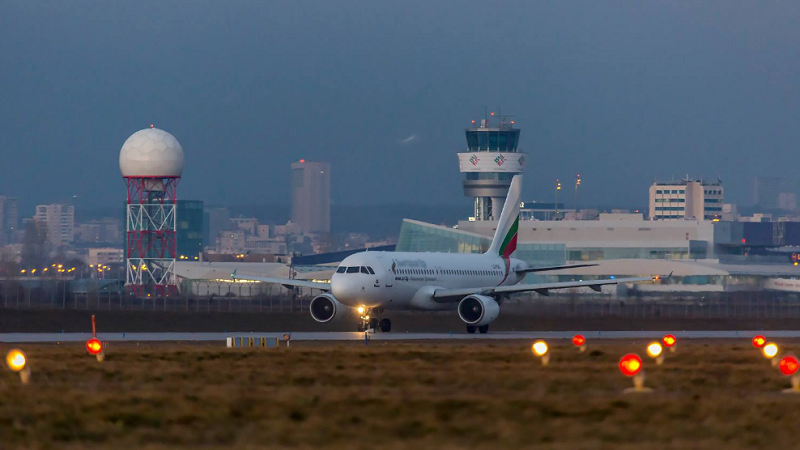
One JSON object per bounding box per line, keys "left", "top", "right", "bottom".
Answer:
{"left": 3, "top": 279, "right": 800, "bottom": 319}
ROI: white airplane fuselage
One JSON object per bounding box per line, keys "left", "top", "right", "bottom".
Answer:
{"left": 330, "top": 251, "right": 526, "bottom": 311}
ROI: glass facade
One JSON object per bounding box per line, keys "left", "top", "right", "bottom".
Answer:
{"left": 465, "top": 129, "right": 520, "bottom": 151}
{"left": 177, "top": 200, "right": 204, "bottom": 259}
{"left": 396, "top": 220, "right": 566, "bottom": 267}
{"left": 567, "top": 247, "right": 691, "bottom": 261}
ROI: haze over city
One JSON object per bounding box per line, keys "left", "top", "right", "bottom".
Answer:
{"left": 2, "top": 1, "right": 800, "bottom": 211}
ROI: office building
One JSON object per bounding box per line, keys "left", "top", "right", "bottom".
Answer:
{"left": 33, "top": 204, "right": 74, "bottom": 247}
{"left": 0, "top": 196, "right": 19, "bottom": 245}
{"left": 755, "top": 176, "right": 793, "bottom": 210}
{"left": 648, "top": 179, "right": 723, "bottom": 220}
{"left": 177, "top": 200, "right": 204, "bottom": 260}
{"left": 203, "top": 207, "right": 230, "bottom": 248}
{"left": 291, "top": 160, "right": 330, "bottom": 233}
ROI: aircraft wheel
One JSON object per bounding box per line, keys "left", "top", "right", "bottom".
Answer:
{"left": 466, "top": 325, "right": 476, "bottom": 334}
{"left": 478, "top": 325, "right": 489, "bottom": 334}
{"left": 357, "top": 323, "right": 365, "bottom": 332}
{"left": 379, "top": 318, "right": 392, "bottom": 332}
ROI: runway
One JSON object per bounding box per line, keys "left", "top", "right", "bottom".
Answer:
{"left": 2, "top": 330, "right": 800, "bottom": 343}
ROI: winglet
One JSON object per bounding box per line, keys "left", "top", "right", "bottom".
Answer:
{"left": 652, "top": 271, "right": 673, "bottom": 282}
{"left": 231, "top": 269, "right": 237, "bottom": 280}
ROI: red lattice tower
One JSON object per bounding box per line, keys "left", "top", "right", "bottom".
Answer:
{"left": 120, "top": 127, "right": 184, "bottom": 297}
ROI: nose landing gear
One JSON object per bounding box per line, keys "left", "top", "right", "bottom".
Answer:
{"left": 356, "top": 307, "right": 392, "bottom": 332}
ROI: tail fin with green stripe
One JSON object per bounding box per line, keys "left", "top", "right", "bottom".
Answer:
{"left": 486, "top": 175, "right": 522, "bottom": 258}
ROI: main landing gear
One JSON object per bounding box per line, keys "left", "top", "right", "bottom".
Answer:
{"left": 356, "top": 307, "right": 392, "bottom": 332}
{"left": 466, "top": 325, "right": 490, "bottom": 334}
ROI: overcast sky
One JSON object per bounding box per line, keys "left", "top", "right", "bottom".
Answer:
{"left": 1, "top": 1, "right": 799, "bottom": 212}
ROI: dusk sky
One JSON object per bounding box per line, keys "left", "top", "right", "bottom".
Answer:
{"left": 2, "top": 1, "right": 799, "bottom": 212}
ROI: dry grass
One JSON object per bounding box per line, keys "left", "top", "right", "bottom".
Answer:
{"left": 0, "top": 340, "right": 797, "bottom": 449}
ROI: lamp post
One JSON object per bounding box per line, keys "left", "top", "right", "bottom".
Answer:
{"left": 555, "top": 179, "right": 562, "bottom": 217}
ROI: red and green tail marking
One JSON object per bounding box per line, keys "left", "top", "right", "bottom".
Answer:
{"left": 498, "top": 216, "right": 519, "bottom": 258}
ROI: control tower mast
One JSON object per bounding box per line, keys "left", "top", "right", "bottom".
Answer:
{"left": 458, "top": 112, "right": 526, "bottom": 220}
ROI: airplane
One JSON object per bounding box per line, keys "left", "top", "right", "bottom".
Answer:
{"left": 232, "top": 175, "right": 656, "bottom": 333}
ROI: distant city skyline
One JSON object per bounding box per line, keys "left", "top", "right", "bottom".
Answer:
{"left": 2, "top": 2, "right": 800, "bottom": 210}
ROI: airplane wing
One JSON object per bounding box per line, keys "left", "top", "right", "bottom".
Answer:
{"left": 231, "top": 270, "right": 331, "bottom": 291}
{"left": 432, "top": 276, "right": 656, "bottom": 302}
{"left": 515, "top": 263, "right": 598, "bottom": 274}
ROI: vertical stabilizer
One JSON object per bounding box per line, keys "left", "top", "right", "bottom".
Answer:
{"left": 486, "top": 175, "right": 522, "bottom": 258}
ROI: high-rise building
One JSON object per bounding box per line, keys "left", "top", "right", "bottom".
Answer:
{"left": 203, "top": 207, "right": 230, "bottom": 248}
{"left": 458, "top": 113, "right": 526, "bottom": 221}
{"left": 648, "top": 179, "right": 723, "bottom": 221}
{"left": 177, "top": 200, "right": 204, "bottom": 260}
{"left": 33, "top": 204, "right": 75, "bottom": 246}
{"left": 0, "top": 196, "right": 19, "bottom": 245}
{"left": 291, "top": 160, "right": 330, "bottom": 233}
{"left": 755, "top": 176, "right": 794, "bottom": 210}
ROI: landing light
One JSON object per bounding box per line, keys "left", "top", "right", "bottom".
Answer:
{"left": 357, "top": 306, "right": 365, "bottom": 315}
{"left": 752, "top": 335, "right": 767, "bottom": 348}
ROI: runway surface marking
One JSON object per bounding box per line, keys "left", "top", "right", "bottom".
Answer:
{"left": 2, "top": 330, "right": 800, "bottom": 343}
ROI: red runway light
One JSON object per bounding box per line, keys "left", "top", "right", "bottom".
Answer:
{"left": 619, "top": 354, "right": 642, "bottom": 377}
{"left": 572, "top": 335, "right": 585, "bottom": 346}
{"left": 779, "top": 355, "right": 799, "bottom": 376}
{"left": 86, "top": 338, "right": 103, "bottom": 355}
{"left": 752, "top": 335, "right": 767, "bottom": 348}
{"left": 663, "top": 334, "right": 676, "bottom": 348}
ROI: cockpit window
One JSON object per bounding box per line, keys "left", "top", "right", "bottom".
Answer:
{"left": 336, "top": 266, "right": 346, "bottom": 273}
{"left": 367, "top": 266, "right": 375, "bottom": 275}
{"left": 346, "top": 266, "right": 359, "bottom": 273}
{"left": 360, "top": 266, "right": 369, "bottom": 274}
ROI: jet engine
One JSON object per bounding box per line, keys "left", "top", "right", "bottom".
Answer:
{"left": 309, "top": 293, "right": 350, "bottom": 323}
{"left": 457, "top": 294, "right": 500, "bottom": 327}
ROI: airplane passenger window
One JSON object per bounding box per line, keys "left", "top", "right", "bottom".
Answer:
{"left": 336, "top": 267, "right": 346, "bottom": 273}
{"left": 367, "top": 267, "right": 375, "bottom": 274}
{"left": 360, "top": 266, "right": 369, "bottom": 274}
{"left": 346, "top": 266, "right": 359, "bottom": 273}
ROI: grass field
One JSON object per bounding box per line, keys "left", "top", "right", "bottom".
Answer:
{"left": 0, "top": 340, "right": 798, "bottom": 449}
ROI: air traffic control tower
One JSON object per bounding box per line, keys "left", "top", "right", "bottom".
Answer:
{"left": 458, "top": 113, "right": 526, "bottom": 220}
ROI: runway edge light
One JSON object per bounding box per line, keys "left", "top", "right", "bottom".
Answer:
{"left": 5, "top": 349, "right": 31, "bottom": 384}
{"left": 752, "top": 335, "right": 767, "bottom": 349}
{"left": 572, "top": 335, "right": 586, "bottom": 353}
{"left": 778, "top": 354, "right": 800, "bottom": 394}
{"left": 87, "top": 315, "right": 105, "bottom": 362}
{"left": 763, "top": 342, "right": 779, "bottom": 367}
{"left": 532, "top": 340, "right": 550, "bottom": 366}
{"left": 619, "top": 353, "right": 651, "bottom": 393}
{"left": 647, "top": 342, "right": 665, "bottom": 365}
{"left": 663, "top": 334, "right": 677, "bottom": 353}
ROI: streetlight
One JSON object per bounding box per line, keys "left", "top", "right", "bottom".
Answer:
{"left": 555, "top": 179, "right": 562, "bottom": 216}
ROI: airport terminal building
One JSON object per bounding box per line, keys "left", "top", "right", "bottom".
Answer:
{"left": 396, "top": 214, "right": 800, "bottom": 293}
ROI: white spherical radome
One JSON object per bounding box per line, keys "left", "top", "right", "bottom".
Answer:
{"left": 119, "top": 128, "right": 185, "bottom": 177}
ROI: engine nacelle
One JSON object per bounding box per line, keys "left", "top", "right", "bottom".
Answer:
{"left": 457, "top": 294, "right": 500, "bottom": 327}
{"left": 309, "top": 293, "right": 350, "bottom": 323}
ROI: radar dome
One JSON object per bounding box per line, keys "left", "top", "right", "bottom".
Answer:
{"left": 119, "top": 127, "right": 184, "bottom": 177}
